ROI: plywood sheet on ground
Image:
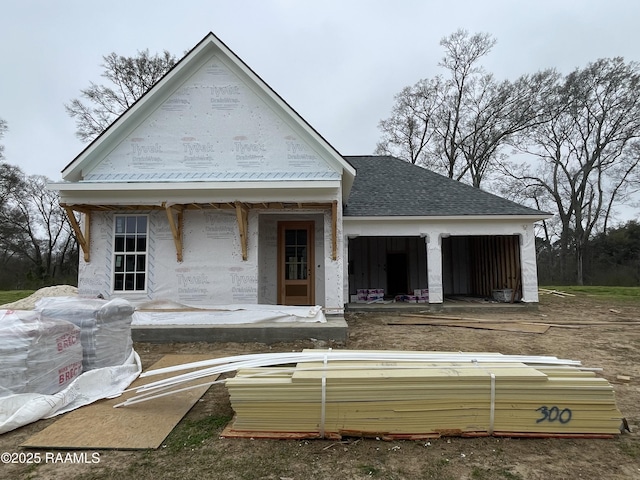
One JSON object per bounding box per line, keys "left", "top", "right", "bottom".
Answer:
{"left": 22, "top": 354, "right": 215, "bottom": 450}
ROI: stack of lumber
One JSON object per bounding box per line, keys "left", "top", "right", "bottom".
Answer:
{"left": 225, "top": 351, "right": 622, "bottom": 438}
{"left": 119, "top": 350, "right": 624, "bottom": 439}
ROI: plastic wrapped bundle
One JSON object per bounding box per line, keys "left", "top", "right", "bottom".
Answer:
{"left": 0, "top": 310, "right": 83, "bottom": 397}
{"left": 35, "top": 297, "right": 134, "bottom": 371}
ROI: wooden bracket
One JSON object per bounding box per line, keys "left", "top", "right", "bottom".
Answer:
{"left": 62, "top": 205, "right": 90, "bottom": 262}
{"left": 235, "top": 202, "right": 249, "bottom": 261}
{"left": 164, "top": 202, "right": 184, "bottom": 262}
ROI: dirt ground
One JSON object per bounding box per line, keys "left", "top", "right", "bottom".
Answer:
{"left": 1, "top": 293, "right": 639, "bottom": 480}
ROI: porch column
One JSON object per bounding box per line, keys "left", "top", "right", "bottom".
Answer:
{"left": 343, "top": 235, "right": 350, "bottom": 306}
{"left": 425, "top": 234, "right": 444, "bottom": 303}
{"left": 519, "top": 226, "right": 540, "bottom": 303}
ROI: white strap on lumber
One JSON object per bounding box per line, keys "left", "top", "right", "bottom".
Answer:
{"left": 489, "top": 372, "right": 496, "bottom": 435}
{"left": 319, "top": 348, "right": 331, "bottom": 438}
{"left": 472, "top": 358, "right": 496, "bottom": 435}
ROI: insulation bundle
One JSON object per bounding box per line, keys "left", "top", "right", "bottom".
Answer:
{"left": 0, "top": 309, "right": 83, "bottom": 397}
{"left": 35, "top": 297, "right": 134, "bottom": 371}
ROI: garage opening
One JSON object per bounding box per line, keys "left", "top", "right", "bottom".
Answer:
{"left": 348, "top": 236, "right": 427, "bottom": 299}
{"left": 442, "top": 235, "right": 522, "bottom": 300}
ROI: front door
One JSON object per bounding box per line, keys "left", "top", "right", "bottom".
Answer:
{"left": 278, "top": 221, "right": 315, "bottom": 305}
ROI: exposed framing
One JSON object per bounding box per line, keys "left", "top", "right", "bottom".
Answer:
{"left": 62, "top": 205, "right": 91, "bottom": 262}
{"left": 61, "top": 201, "right": 338, "bottom": 264}
{"left": 163, "top": 203, "right": 185, "bottom": 262}
{"left": 235, "top": 202, "right": 249, "bottom": 261}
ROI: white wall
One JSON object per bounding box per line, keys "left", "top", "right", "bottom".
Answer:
{"left": 78, "top": 204, "right": 346, "bottom": 311}
{"left": 78, "top": 209, "right": 259, "bottom": 306}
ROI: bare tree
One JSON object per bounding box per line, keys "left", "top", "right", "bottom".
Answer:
{"left": 66, "top": 49, "right": 177, "bottom": 142}
{"left": 0, "top": 118, "right": 7, "bottom": 161}
{"left": 436, "top": 29, "right": 496, "bottom": 184}
{"left": 376, "top": 78, "right": 443, "bottom": 165}
{"left": 0, "top": 170, "right": 75, "bottom": 285}
{"left": 377, "top": 30, "right": 556, "bottom": 187}
{"left": 504, "top": 57, "right": 640, "bottom": 284}
{"left": 0, "top": 162, "right": 21, "bottom": 207}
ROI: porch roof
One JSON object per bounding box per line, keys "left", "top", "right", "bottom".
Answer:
{"left": 343, "top": 156, "right": 550, "bottom": 219}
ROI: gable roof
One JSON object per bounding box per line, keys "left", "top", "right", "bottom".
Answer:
{"left": 343, "top": 156, "right": 550, "bottom": 218}
{"left": 59, "top": 32, "right": 355, "bottom": 196}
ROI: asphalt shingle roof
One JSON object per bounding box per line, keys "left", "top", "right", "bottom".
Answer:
{"left": 343, "top": 156, "right": 547, "bottom": 217}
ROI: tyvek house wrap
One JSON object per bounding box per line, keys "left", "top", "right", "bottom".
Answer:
{"left": 71, "top": 48, "right": 346, "bottom": 313}
{"left": 77, "top": 208, "right": 343, "bottom": 316}
{"left": 83, "top": 53, "right": 337, "bottom": 182}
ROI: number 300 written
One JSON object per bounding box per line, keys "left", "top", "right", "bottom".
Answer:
{"left": 536, "top": 406, "right": 572, "bottom": 424}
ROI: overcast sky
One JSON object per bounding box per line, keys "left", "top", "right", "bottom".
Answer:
{"left": 2, "top": 0, "right": 640, "bottom": 183}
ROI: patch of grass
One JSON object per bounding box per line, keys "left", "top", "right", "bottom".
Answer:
{"left": 22, "top": 462, "right": 41, "bottom": 480}
{"left": 471, "top": 466, "right": 523, "bottom": 479}
{"left": 0, "top": 290, "right": 34, "bottom": 305}
{"left": 422, "top": 458, "right": 454, "bottom": 480}
{"left": 618, "top": 439, "right": 640, "bottom": 458}
{"left": 359, "top": 464, "right": 381, "bottom": 476}
{"left": 163, "top": 414, "right": 232, "bottom": 452}
{"left": 541, "top": 285, "right": 640, "bottom": 301}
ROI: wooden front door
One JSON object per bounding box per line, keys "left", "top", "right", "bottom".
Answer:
{"left": 278, "top": 221, "right": 315, "bottom": 305}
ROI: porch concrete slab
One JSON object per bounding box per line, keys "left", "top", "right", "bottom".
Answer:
{"left": 346, "top": 302, "right": 538, "bottom": 314}
{"left": 132, "top": 315, "right": 348, "bottom": 344}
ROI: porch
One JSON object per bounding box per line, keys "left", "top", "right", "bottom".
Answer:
{"left": 345, "top": 297, "right": 537, "bottom": 314}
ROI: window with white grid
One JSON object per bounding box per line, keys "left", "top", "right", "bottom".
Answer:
{"left": 112, "top": 215, "right": 148, "bottom": 292}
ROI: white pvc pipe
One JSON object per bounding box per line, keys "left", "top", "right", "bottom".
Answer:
{"left": 117, "top": 349, "right": 586, "bottom": 408}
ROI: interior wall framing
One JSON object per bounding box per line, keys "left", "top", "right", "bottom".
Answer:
{"left": 442, "top": 235, "right": 522, "bottom": 298}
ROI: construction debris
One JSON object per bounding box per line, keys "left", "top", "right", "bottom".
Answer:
{"left": 538, "top": 288, "right": 576, "bottom": 297}
{"left": 388, "top": 316, "right": 550, "bottom": 334}
{"left": 389, "top": 313, "right": 640, "bottom": 332}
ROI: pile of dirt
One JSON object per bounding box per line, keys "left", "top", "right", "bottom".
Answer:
{"left": 0, "top": 285, "right": 78, "bottom": 310}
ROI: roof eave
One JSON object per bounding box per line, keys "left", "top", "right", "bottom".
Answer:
{"left": 343, "top": 214, "right": 553, "bottom": 222}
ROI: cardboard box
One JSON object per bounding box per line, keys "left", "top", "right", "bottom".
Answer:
{"left": 355, "top": 288, "right": 385, "bottom": 303}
